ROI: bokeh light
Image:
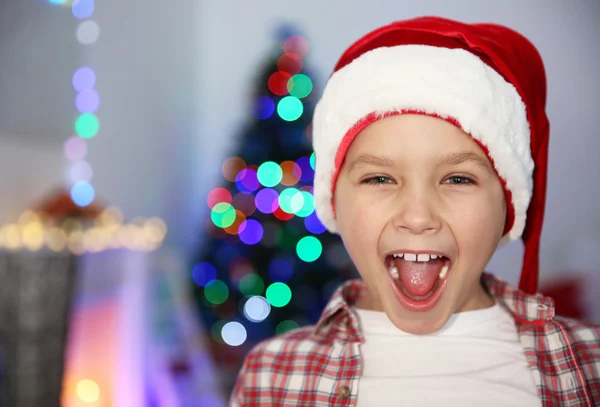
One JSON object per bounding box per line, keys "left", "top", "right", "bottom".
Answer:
{"left": 279, "top": 188, "right": 303, "bottom": 214}
{"left": 222, "top": 157, "right": 246, "bottom": 182}
{"left": 64, "top": 137, "right": 88, "bottom": 161}
{"left": 276, "top": 320, "right": 300, "bottom": 335}
{"left": 255, "top": 188, "right": 278, "bottom": 214}
{"left": 294, "top": 191, "right": 315, "bottom": 218}
{"left": 310, "top": 152, "right": 316, "bottom": 170}
{"left": 76, "top": 20, "right": 100, "bottom": 45}
{"left": 75, "top": 113, "right": 100, "bottom": 139}
{"left": 280, "top": 160, "right": 301, "bottom": 186}
{"left": 266, "top": 282, "right": 292, "bottom": 307}
{"left": 70, "top": 160, "right": 93, "bottom": 183}
{"left": 224, "top": 210, "right": 246, "bottom": 235}
{"left": 239, "top": 273, "right": 265, "bottom": 296}
{"left": 257, "top": 161, "right": 283, "bottom": 187}
{"left": 268, "top": 258, "right": 293, "bottom": 283}
{"left": 70, "top": 181, "right": 95, "bottom": 207}
{"left": 296, "top": 236, "right": 322, "bottom": 262}
{"left": 204, "top": 280, "right": 229, "bottom": 305}
{"left": 254, "top": 95, "right": 275, "bottom": 120}
{"left": 72, "top": 67, "right": 96, "bottom": 92}
{"left": 235, "top": 168, "right": 260, "bottom": 192}
{"left": 229, "top": 258, "right": 254, "bottom": 284}
{"left": 76, "top": 379, "right": 100, "bottom": 403}
{"left": 277, "top": 96, "right": 303, "bottom": 121}
{"left": 268, "top": 71, "right": 291, "bottom": 96}
{"left": 296, "top": 156, "right": 314, "bottom": 182}
{"left": 304, "top": 211, "right": 327, "bottom": 234}
{"left": 283, "top": 35, "right": 309, "bottom": 57}
{"left": 243, "top": 296, "right": 271, "bottom": 322}
{"left": 287, "top": 74, "right": 312, "bottom": 99}
{"left": 211, "top": 202, "right": 236, "bottom": 228}
{"left": 76, "top": 89, "right": 100, "bottom": 113}
{"left": 207, "top": 187, "right": 232, "bottom": 209}
{"left": 232, "top": 192, "right": 256, "bottom": 216}
{"left": 277, "top": 53, "right": 303, "bottom": 75}
{"left": 211, "top": 320, "right": 227, "bottom": 343}
{"left": 221, "top": 322, "right": 247, "bottom": 346}
{"left": 272, "top": 206, "right": 295, "bottom": 221}
{"left": 238, "top": 219, "right": 263, "bottom": 245}
{"left": 72, "top": 0, "right": 95, "bottom": 19}
{"left": 192, "top": 262, "right": 216, "bottom": 287}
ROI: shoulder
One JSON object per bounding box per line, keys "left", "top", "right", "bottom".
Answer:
{"left": 242, "top": 325, "right": 330, "bottom": 371}
{"left": 229, "top": 325, "right": 333, "bottom": 406}
{"left": 552, "top": 316, "right": 600, "bottom": 399}
{"left": 553, "top": 315, "right": 600, "bottom": 348}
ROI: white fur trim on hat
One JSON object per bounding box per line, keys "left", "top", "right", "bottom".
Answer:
{"left": 312, "top": 45, "right": 534, "bottom": 243}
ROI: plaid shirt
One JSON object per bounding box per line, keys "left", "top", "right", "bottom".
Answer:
{"left": 229, "top": 272, "right": 600, "bottom": 406}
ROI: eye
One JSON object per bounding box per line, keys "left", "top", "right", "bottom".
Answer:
{"left": 443, "top": 175, "right": 475, "bottom": 185}
{"left": 361, "top": 176, "right": 394, "bottom": 185}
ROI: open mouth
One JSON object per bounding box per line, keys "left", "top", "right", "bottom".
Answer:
{"left": 384, "top": 252, "right": 452, "bottom": 312}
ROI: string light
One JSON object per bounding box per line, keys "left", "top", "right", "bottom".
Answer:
{"left": 63, "top": 0, "right": 99, "bottom": 208}
{"left": 0, "top": 208, "right": 167, "bottom": 253}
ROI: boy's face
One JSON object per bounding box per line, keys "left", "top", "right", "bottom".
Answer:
{"left": 334, "top": 114, "right": 506, "bottom": 334}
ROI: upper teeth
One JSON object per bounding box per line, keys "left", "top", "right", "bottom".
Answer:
{"left": 392, "top": 253, "right": 440, "bottom": 262}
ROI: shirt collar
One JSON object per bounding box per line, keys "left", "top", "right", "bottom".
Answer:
{"left": 314, "top": 272, "right": 556, "bottom": 335}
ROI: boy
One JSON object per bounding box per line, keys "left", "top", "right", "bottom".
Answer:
{"left": 229, "top": 16, "right": 600, "bottom": 406}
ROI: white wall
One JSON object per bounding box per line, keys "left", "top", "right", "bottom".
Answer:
{"left": 0, "top": 135, "right": 66, "bottom": 223}
{"left": 0, "top": 0, "right": 200, "bottom": 249}
{"left": 196, "top": 0, "right": 600, "bottom": 311}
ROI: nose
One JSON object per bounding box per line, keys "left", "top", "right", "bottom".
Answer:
{"left": 391, "top": 185, "right": 442, "bottom": 235}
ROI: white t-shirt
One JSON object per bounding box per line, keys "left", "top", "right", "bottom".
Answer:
{"left": 354, "top": 303, "right": 542, "bottom": 407}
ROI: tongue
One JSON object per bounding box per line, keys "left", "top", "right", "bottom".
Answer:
{"left": 393, "top": 257, "right": 443, "bottom": 296}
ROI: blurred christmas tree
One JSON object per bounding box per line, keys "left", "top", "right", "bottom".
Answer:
{"left": 191, "top": 26, "right": 356, "bottom": 391}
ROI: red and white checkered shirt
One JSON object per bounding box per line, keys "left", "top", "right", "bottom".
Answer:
{"left": 229, "top": 272, "right": 600, "bottom": 406}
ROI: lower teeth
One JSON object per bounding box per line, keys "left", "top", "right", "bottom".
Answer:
{"left": 390, "top": 265, "right": 399, "bottom": 279}
{"left": 387, "top": 263, "right": 449, "bottom": 280}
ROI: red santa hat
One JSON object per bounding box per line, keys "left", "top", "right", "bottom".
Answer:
{"left": 312, "top": 16, "right": 549, "bottom": 294}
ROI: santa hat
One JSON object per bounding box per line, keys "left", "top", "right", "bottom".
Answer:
{"left": 312, "top": 16, "right": 549, "bottom": 294}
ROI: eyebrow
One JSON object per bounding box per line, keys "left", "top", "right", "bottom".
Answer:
{"left": 347, "top": 151, "right": 494, "bottom": 174}
{"left": 435, "top": 152, "right": 494, "bottom": 174}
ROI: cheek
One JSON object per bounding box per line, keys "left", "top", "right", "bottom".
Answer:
{"left": 334, "top": 187, "right": 386, "bottom": 252}
{"left": 450, "top": 190, "right": 506, "bottom": 254}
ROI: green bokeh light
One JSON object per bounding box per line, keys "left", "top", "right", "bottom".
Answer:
{"left": 277, "top": 96, "right": 303, "bottom": 121}
{"left": 204, "top": 280, "right": 229, "bottom": 305}
{"left": 279, "top": 188, "right": 304, "bottom": 214}
{"left": 211, "top": 202, "right": 236, "bottom": 228}
{"left": 276, "top": 320, "right": 300, "bottom": 335}
{"left": 296, "top": 236, "right": 322, "bottom": 262}
{"left": 309, "top": 152, "right": 316, "bottom": 170}
{"left": 266, "top": 282, "right": 292, "bottom": 307}
{"left": 211, "top": 320, "right": 227, "bottom": 343}
{"left": 239, "top": 273, "right": 265, "bottom": 296}
{"left": 287, "top": 74, "right": 313, "bottom": 99}
{"left": 294, "top": 191, "right": 315, "bottom": 218}
{"left": 257, "top": 161, "right": 283, "bottom": 187}
{"left": 75, "top": 113, "right": 100, "bottom": 139}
